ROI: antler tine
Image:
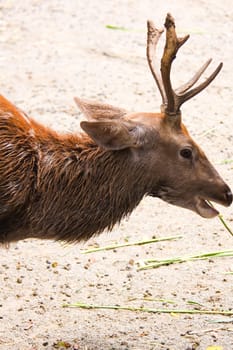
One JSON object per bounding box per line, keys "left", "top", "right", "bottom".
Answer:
{"left": 159, "top": 13, "right": 223, "bottom": 116}
{"left": 147, "top": 14, "right": 223, "bottom": 116}
{"left": 160, "top": 13, "right": 189, "bottom": 115}
{"left": 175, "top": 62, "right": 223, "bottom": 110}
{"left": 175, "top": 58, "right": 212, "bottom": 95}
{"left": 146, "top": 20, "right": 167, "bottom": 108}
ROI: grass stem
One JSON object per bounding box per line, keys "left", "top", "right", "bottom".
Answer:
{"left": 82, "top": 235, "right": 182, "bottom": 254}
{"left": 63, "top": 302, "right": 233, "bottom": 316}
{"left": 207, "top": 200, "right": 233, "bottom": 237}
{"left": 137, "top": 250, "right": 233, "bottom": 270}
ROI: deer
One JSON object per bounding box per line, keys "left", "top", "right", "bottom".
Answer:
{"left": 0, "top": 13, "right": 232, "bottom": 245}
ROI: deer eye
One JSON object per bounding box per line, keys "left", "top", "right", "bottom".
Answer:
{"left": 180, "top": 148, "right": 193, "bottom": 159}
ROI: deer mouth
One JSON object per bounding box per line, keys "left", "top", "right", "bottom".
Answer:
{"left": 195, "top": 197, "right": 219, "bottom": 218}
{"left": 151, "top": 185, "right": 231, "bottom": 219}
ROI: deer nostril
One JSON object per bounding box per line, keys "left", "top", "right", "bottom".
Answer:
{"left": 225, "top": 190, "right": 233, "bottom": 206}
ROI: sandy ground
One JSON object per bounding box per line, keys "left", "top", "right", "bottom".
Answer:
{"left": 0, "top": 1, "right": 233, "bottom": 349}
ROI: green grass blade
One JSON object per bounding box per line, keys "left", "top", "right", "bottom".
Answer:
{"left": 217, "top": 213, "right": 233, "bottom": 236}
{"left": 207, "top": 201, "right": 233, "bottom": 236}
{"left": 63, "top": 302, "right": 233, "bottom": 316}
{"left": 82, "top": 235, "right": 182, "bottom": 254}
{"left": 138, "top": 250, "right": 233, "bottom": 270}
{"left": 207, "top": 200, "right": 233, "bottom": 236}
{"left": 219, "top": 159, "right": 233, "bottom": 165}
{"left": 105, "top": 25, "right": 131, "bottom": 31}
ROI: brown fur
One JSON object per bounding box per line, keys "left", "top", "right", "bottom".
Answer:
{"left": 0, "top": 94, "right": 231, "bottom": 244}
{"left": 0, "top": 96, "right": 150, "bottom": 243}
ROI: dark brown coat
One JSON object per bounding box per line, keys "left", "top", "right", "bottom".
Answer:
{"left": 0, "top": 95, "right": 231, "bottom": 244}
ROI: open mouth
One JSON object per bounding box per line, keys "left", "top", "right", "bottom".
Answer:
{"left": 150, "top": 186, "right": 231, "bottom": 219}
{"left": 195, "top": 197, "right": 219, "bottom": 218}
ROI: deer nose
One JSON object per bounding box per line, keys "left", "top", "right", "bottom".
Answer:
{"left": 225, "top": 189, "right": 233, "bottom": 206}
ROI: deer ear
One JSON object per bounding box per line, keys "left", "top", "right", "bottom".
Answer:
{"left": 80, "top": 120, "right": 150, "bottom": 150}
{"left": 74, "top": 97, "right": 127, "bottom": 120}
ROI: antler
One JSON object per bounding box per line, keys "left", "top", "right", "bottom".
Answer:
{"left": 147, "top": 13, "right": 223, "bottom": 116}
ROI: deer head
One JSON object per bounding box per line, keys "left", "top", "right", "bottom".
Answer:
{"left": 75, "top": 13, "right": 232, "bottom": 219}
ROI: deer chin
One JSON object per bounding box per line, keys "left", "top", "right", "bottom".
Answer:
{"left": 195, "top": 197, "right": 219, "bottom": 218}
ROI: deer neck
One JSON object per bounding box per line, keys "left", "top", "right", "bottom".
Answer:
{"left": 33, "top": 136, "right": 149, "bottom": 242}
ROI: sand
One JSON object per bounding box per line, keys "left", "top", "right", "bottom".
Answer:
{"left": 0, "top": 1, "right": 233, "bottom": 349}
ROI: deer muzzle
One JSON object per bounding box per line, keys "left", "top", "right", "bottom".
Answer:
{"left": 196, "top": 184, "right": 232, "bottom": 219}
